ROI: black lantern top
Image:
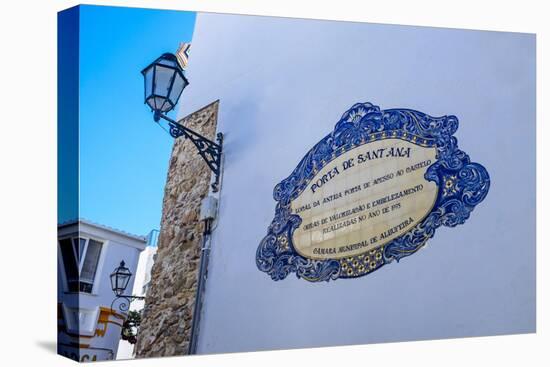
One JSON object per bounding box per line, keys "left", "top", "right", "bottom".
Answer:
{"left": 141, "top": 53, "right": 189, "bottom": 120}
{"left": 110, "top": 261, "right": 132, "bottom": 296}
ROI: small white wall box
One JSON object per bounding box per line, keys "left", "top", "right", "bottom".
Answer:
{"left": 200, "top": 196, "right": 218, "bottom": 221}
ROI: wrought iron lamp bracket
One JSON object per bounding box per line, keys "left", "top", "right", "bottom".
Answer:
{"left": 157, "top": 113, "right": 223, "bottom": 192}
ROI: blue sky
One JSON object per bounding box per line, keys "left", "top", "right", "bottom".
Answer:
{"left": 61, "top": 5, "right": 196, "bottom": 235}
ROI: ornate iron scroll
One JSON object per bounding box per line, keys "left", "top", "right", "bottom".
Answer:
{"left": 110, "top": 295, "right": 145, "bottom": 314}
{"left": 256, "top": 102, "right": 490, "bottom": 282}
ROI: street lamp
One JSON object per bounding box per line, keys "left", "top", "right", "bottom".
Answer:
{"left": 142, "top": 52, "right": 223, "bottom": 192}
{"left": 110, "top": 261, "right": 144, "bottom": 313}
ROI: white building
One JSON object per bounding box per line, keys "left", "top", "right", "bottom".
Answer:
{"left": 57, "top": 219, "right": 146, "bottom": 362}
{"left": 116, "top": 230, "right": 159, "bottom": 360}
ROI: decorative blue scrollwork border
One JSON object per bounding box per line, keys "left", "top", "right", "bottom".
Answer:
{"left": 256, "top": 102, "right": 490, "bottom": 282}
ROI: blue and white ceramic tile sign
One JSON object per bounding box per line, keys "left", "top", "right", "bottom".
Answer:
{"left": 256, "top": 102, "right": 490, "bottom": 282}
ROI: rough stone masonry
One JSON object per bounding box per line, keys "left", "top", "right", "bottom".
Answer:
{"left": 134, "top": 100, "right": 219, "bottom": 357}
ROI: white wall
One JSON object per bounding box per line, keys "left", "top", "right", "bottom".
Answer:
{"left": 177, "top": 13, "right": 536, "bottom": 354}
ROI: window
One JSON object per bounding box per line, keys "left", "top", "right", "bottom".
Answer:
{"left": 59, "top": 237, "right": 103, "bottom": 293}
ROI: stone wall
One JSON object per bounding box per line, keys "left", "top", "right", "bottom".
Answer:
{"left": 134, "top": 101, "right": 219, "bottom": 358}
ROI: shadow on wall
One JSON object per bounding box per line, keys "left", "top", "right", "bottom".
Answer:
{"left": 35, "top": 340, "right": 58, "bottom": 355}
{"left": 220, "top": 93, "right": 261, "bottom": 168}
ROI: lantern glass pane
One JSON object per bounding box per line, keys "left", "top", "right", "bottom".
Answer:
{"left": 153, "top": 65, "right": 174, "bottom": 98}
{"left": 145, "top": 96, "right": 158, "bottom": 111}
{"left": 119, "top": 273, "right": 130, "bottom": 290}
{"left": 143, "top": 66, "right": 154, "bottom": 98}
{"left": 169, "top": 73, "right": 185, "bottom": 106}
{"left": 110, "top": 273, "right": 116, "bottom": 291}
{"left": 150, "top": 96, "right": 172, "bottom": 112}
{"left": 153, "top": 97, "right": 163, "bottom": 110}
{"left": 161, "top": 100, "right": 174, "bottom": 112}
